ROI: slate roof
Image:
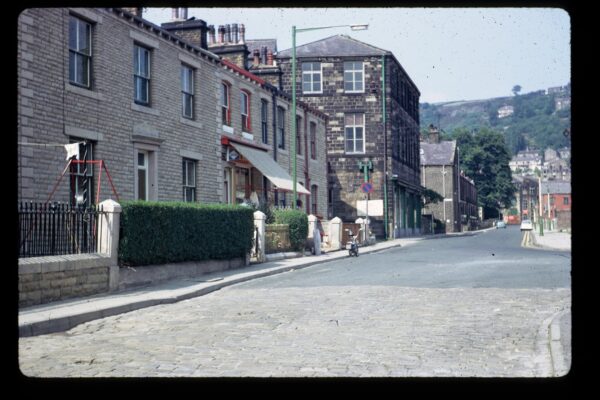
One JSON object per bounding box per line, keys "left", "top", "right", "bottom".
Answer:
{"left": 420, "top": 141, "right": 456, "bottom": 166}
{"left": 277, "top": 34, "right": 389, "bottom": 58}
{"left": 541, "top": 180, "right": 571, "bottom": 194}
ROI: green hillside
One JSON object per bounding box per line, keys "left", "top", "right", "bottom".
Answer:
{"left": 419, "top": 85, "right": 571, "bottom": 155}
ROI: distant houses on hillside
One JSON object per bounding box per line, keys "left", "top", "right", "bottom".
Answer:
{"left": 509, "top": 147, "right": 571, "bottom": 181}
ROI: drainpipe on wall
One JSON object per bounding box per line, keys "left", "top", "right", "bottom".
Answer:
{"left": 303, "top": 106, "right": 310, "bottom": 214}
{"left": 271, "top": 87, "right": 278, "bottom": 205}
{"left": 381, "top": 55, "right": 389, "bottom": 240}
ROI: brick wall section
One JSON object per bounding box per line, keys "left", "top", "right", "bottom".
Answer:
{"left": 278, "top": 54, "right": 421, "bottom": 236}
{"left": 17, "top": 8, "right": 327, "bottom": 216}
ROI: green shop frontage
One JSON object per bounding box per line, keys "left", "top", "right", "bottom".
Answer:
{"left": 392, "top": 183, "right": 422, "bottom": 238}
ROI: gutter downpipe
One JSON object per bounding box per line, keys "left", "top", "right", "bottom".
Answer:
{"left": 382, "top": 55, "right": 389, "bottom": 240}
{"left": 304, "top": 106, "right": 310, "bottom": 214}
{"left": 271, "top": 87, "right": 278, "bottom": 205}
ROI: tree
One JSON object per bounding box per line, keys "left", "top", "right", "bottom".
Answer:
{"left": 453, "top": 127, "right": 516, "bottom": 219}
{"left": 422, "top": 188, "right": 444, "bottom": 206}
{"left": 512, "top": 85, "right": 522, "bottom": 96}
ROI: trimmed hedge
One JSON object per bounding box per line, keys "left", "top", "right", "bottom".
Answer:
{"left": 118, "top": 201, "right": 254, "bottom": 266}
{"left": 272, "top": 209, "right": 308, "bottom": 251}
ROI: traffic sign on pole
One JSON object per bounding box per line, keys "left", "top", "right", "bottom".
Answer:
{"left": 360, "top": 182, "right": 373, "bottom": 193}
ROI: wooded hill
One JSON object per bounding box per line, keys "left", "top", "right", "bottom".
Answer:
{"left": 419, "top": 85, "right": 571, "bottom": 155}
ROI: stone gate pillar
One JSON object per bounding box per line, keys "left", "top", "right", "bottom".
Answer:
{"left": 329, "top": 217, "right": 342, "bottom": 250}
{"left": 97, "top": 199, "right": 121, "bottom": 292}
{"left": 253, "top": 210, "right": 266, "bottom": 263}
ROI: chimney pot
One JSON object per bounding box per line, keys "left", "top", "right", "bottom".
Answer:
{"left": 261, "top": 46, "right": 267, "bottom": 65}
{"left": 208, "top": 25, "right": 215, "bottom": 45}
{"left": 267, "top": 49, "right": 274, "bottom": 66}
{"left": 225, "top": 24, "right": 231, "bottom": 43}
{"left": 232, "top": 23, "right": 239, "bottom": 43}
{"left": 218, "top": 25, "right": 225, "bottom": 43}
{"left": 253, "top": 49, "right": 260, "bottom": 66}
{"left": 239, "top": 24, "right": 246, "bottom": 43}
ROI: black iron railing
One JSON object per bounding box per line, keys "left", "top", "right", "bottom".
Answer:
{"left": 18, "top": 202, "right": 103, "bottom": 258}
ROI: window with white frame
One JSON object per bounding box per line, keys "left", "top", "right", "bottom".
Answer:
{"left": 137, "top": 150, "right": 149, "bottom": 200}
{"left": 221, "top": 82, "right": 231, "bottom": 126}
{"left": 181, "top": 64, "right": 194, "bottom": 119}
{"left": 241, "top": 90, "right": 251, "bottom": 132}
{"left": 182, "top": 158, "right": 196, "bottom": 202}
{"left": 277, "top": 106, "right": 285, "bottom": 149}
{"left": 302, "top": 62, "right": 322, "bottom": 94}
{"left": 344, "top": 61, "right": 364, "bottom": 93}
{"left": 134, "top": 44, "right": 151, "bottom": 105}
{"left": 344, "top": 114, "right": 365, "bottom": 154}
{"left": 68, "top": 16, "right": 92, "bottom": 88}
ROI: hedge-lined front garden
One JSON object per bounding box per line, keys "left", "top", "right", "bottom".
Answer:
{"left": 272, "top": 209, "right": 308, "bottom": 251}
{"left": 118, "top": 201, "right": 254, "bottom": 266}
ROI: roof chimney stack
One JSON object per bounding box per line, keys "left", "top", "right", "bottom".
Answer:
{"left": 122, "top": 7, "right": 143, "bottom": 18}
{"left": 161, "top": 11, "right": 209, "bottom": 50}
{"left": 428, "top": 124, "right": 440, "bottom": 144}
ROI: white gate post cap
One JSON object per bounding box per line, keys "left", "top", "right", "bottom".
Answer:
{"left": 253, "top": 210, "right": 266, "bottom": 220}
{"left": 99, "top": 199, "right": 121, "bottom": 213}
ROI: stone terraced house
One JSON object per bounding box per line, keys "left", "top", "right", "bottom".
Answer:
{"left": 274, "top": 35, "right": 424, "bottom": 238}
{"left": 420, "top": 127, "right": 478, "bottom": 233}
{"left": 17, "top": 8, "right": 328, "bottom": 216}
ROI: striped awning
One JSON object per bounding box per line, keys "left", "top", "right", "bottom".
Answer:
{"left": 230, "top": 143, "right": 310, "bottom": 195}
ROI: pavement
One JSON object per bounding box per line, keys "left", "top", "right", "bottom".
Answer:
{"left": 19, "top": 234, "right": 435, "bottom": 337}
{"left": 529, "top": 229, "right": 571, "bottom": 252}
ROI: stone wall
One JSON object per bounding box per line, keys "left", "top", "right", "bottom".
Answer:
{"left": 19, "top": 254, "right": 113, "bottom": 307}
{"left": 265, "top": 224, "right": 291, "bottom": 253}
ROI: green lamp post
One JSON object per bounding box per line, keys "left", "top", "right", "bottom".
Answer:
{"left": 291, "top": 23, "right": 368, "bottom": 205}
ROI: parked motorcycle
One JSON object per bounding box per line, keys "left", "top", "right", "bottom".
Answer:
{"left": 345, "top": 227, "right": 363, "bottom": 257}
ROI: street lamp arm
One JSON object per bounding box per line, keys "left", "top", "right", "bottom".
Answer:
{"left": 295, "top": 24, "right": 368, "bottom": 33}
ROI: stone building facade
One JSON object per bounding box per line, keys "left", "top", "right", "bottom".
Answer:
{"left": 17, "top": 8, "right": 327, "bottom": 216}
{"left": 420, "top": 129, "right": 478, "bottom": 233}
{"left": 275, "top": 35, "right": 423, "bottom": 238}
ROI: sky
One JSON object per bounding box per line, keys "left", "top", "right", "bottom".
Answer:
{"left": 142, "top": 7, "right": 571, "bottom": 104}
